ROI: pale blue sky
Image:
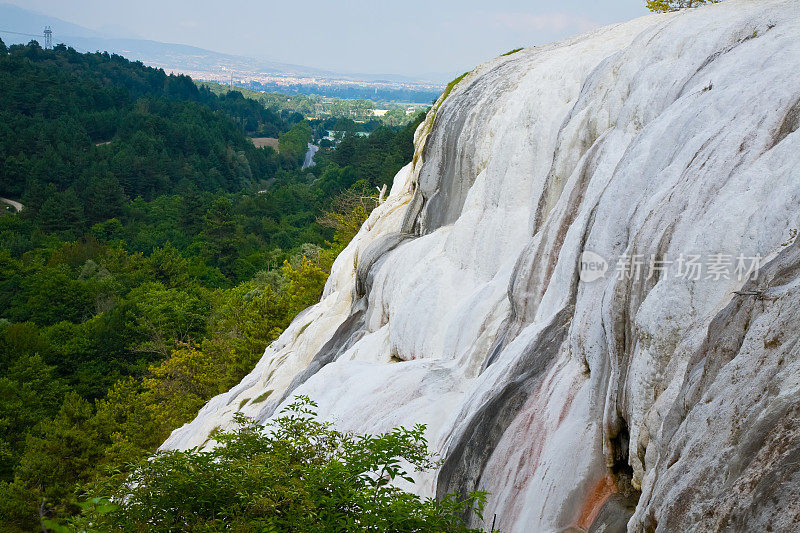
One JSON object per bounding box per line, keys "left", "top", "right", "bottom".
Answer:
{"left": 5, "top": 0, "right": 649, "bottom": 77}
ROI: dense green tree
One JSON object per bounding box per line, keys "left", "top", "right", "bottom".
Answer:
{"left": 0, "top": 41, "right": 287, "bottom": 229}
{"left": 37, "top": 189, "right": 86, "bottom": 235}
{"left": 0, "top": 321, "right": 50, "bottom": 369}
{"left": 0, "top": 40, "right": 427, "bottom": 531}
{"left": 201, "top": 196, "right": 239, "bottom": 276}
{"left": 72, "top": 398, "right": 489, "bottom": 533}
{"left": 77, "top": 174, "right": 127, "bottom": 223}
{"left": 125, "top": 282, "right": 210, "bottom": 357}
{"left": 148, "top": 243, "right": 191, "bottom": 288}
{"left": 0, "top": 250, "right": 26, "bottom": 316}
{"left": 21, "top": 266, "right": 94, "bottom": 326}
{"left": 278, "top": 121, "right": 313, "bottom": 168}
{"left": 178, "top": 187, "right": 207, "bottom": 235}
{"left": 0, "top": 393, "right": 103, "bottom": 531}
{"left": 0, "top": 354, "right": 68, "bottom": 480}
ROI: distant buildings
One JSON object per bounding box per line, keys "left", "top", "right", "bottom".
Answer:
{"left": 322, "top": 130, "right": 371, "bottom": 143}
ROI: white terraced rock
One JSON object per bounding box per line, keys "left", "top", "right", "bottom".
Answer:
{"left": 163, "top": 1, "right": 800, "bottom": 530}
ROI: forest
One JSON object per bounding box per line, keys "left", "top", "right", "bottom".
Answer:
{"left": 0, "top": 37, "right": 427, "bottom": 531}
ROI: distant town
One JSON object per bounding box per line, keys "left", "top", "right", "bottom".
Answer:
{"left": 173, "top": 68, "right": 442, "bottom": 105}
{"left": 0, "top": 8, "right": 445, "bottom": 106}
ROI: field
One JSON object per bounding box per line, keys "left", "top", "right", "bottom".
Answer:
{"left": 249, "top": 137, "right": 280, "bottom": 150}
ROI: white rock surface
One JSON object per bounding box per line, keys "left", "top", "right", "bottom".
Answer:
{"left": 164, "top": 1, "right": 800, "bottom": 530}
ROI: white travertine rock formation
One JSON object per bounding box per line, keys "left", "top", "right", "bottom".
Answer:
{"left": 164, "top": 1, "right": 800, "bottom": 530}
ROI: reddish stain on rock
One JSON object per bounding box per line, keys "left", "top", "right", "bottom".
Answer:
{"left": 575, "top": 474, "right": 618, "bottom": 530}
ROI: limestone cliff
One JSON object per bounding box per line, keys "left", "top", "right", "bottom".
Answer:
{"left": 164, "top": 1, "right": 800, "bottom": 530}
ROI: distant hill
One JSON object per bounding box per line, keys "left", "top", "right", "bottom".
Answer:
{"left": 0, "top": 3, "right": 446, "bottom": 91}
{"left": 0, "top": 39, "right": 288, "bottom": 204}
{"left": 0, "top": 2, "right": 105, "bottom": 39}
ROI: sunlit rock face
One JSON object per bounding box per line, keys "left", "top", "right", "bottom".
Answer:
{"left": 163, "top": 1, "right": 800, "bottom": 530}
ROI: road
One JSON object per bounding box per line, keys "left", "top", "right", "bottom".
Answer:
{"left": 0, "top": 198, "right": 23, "bottom": 212}
{"left": 302, "top": 143, "right": 320, "bottom": 169}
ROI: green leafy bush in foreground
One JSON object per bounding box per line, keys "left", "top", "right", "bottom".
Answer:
{"left": 65, "top": 396, "right": 490, "bottom": 532}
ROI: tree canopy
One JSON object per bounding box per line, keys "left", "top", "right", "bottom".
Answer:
{"left": 65, "top": 397, "right": 489, "bottom": 533}
{"left": 0, "top": 36, "right": 430, "bottom": 531}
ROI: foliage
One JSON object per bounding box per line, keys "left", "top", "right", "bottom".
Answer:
{"left": 0, "top": 241, "right": 340, "bottom": 530}
{"left": 646, "top": 0, "right": 720, "bottom": 12}
{"left": 0, "top": 39, "right": 287, "bottom": 241}
{"left": 0, "top": 353, "right": 68, "bottom": 480}
{"left": 439, "top": 72, "right": 470, "bottom": 109}
{"left": 0, "top": 35, "right": 431, "bottom": 531}
{"left": 427, "top": 72, "right": 470, "bottom": 134}
{"left": 317, "top": 184, "right": 376, "bottom": 248}
{"left": 500, "top": 48, "right": 523, "bottom": 57}
{"left": 71, "top": 397, "right": 490, "bottom": 533}
{"left": 278, "top": 121, "right": 313, "bottom": 168}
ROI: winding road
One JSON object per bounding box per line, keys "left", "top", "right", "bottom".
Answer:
{"left": 1, "top": 198, "right": 23, "bottom": 212}
{"left": 302, "top": 143, "right": 319, "bottom": 170}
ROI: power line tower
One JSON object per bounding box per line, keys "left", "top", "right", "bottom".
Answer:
{"left": 43, "top": 26, "right": 52, "bottom": 49}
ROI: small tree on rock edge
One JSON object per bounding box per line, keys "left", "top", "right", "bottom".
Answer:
{"left": 646, "top": 0, "right": 720, "bottom": 13}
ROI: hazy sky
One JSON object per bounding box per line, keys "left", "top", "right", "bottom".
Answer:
{"left": 6, "top": 0, "right": 650, "bottom": 77}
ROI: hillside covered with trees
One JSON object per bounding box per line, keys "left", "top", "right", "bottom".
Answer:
{"left": 0, "top": 38, "right": 426, "bottom": 531}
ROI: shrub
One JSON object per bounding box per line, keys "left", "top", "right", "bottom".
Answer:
{"left": 71, "top": 396, "right": 490, "bottom": 532}
{"left": 646, "top": 0, "right": 720, "bottom": 13}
